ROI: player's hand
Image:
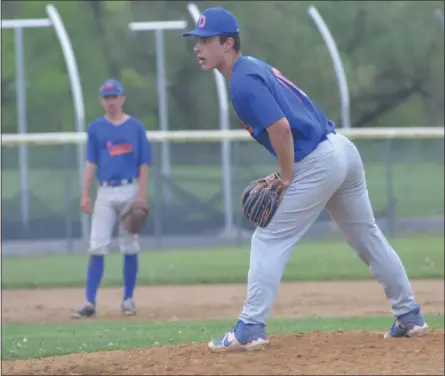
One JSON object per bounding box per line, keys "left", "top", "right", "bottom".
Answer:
{"left": 281, "top": 178, "right": 292, "bottom": 188}
{"left": 80, "top": 195, "right": 93, "bottom": 215}
{"left": 278, "top": 172, "right": 293, "bottom": 189}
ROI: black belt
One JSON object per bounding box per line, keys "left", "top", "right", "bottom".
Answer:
{"left": 99, "top": 178, "right": 134, "bottom": 187}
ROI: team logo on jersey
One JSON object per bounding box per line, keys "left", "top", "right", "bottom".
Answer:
{"left": 107, "top": 141, "right": 133, "bottom": 156}
{"left": 198, "top": 15, "right": 206, "bottom": 28}
{"left": 272, "top": 67, "right": 307, "bottom": 100}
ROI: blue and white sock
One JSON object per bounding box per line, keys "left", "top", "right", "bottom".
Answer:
{"left": 123, "top": 254, "right": 138, "bottom": 301}
{"left": 85, "top": 255, "right": 104, "bottom": 305}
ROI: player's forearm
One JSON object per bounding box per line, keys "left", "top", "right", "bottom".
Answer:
{"left": 267, "top": 120, "right": 294, "bottom": 185}
{"left": 137, "top": 164, "right": 149, "bottom": 198}
{"left": 82, "top": 161, "right": 96, "bottom": 196}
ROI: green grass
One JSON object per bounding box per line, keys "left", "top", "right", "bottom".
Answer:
{"left": 2, "top": 315, "right": 444, "bottom": 360}
{"left": 2, "top": 235, "right": 443, "bottom": 289}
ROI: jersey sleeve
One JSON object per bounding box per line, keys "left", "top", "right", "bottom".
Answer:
{"left": 138, "top": 124, "right": 152, "bottom": 166}
{"left": 86, "top": 125, "right": 98, "bottom": 164}
{"left": 231, "top": 74, "right": 285, "bottom": 136}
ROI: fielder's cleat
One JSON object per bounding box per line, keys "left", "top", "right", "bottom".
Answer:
{"left": 121, "top": 298, "right": 137, "bottom": 316}
{"left": 71, "top": 302, "right": 96, "bottom": 319}
{"left": 208, "top": 320, "right": 269, "bottom": 352}
{"left": 384, "top": 305, "right": 429, "bottom": 339}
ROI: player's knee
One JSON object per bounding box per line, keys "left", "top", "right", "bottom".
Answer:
{"left": 250, "top": 230, "right": 289, "bottom": 279}
{"left": 119, "top": 234, "right": 140, "bottom": 255}
{"left": 88, "top": 246, "right": 109, "bottom": 255}
{"left": 121, "top": 247, "right": 139, "bottom": 255}
{"left": 248, "top": 259, "right": 280, "bottom": 286}
{"left": 88, "top": 235, "right": 112, "bottom": 255}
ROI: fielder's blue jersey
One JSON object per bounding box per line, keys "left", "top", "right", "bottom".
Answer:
{"left": 230, "top": 56, "right": 336, "bottom": 162}
{"left": 86, "top": 116, "right": 152, "bottom": 181}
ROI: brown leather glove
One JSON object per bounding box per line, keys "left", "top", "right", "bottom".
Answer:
{"left": 120, "top": 200, "right": 149, "bottom": 234}
{"left": 241, "top": 172, "right": 286, "bottom": 228}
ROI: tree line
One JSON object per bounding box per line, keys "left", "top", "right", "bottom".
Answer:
{"left": 1, "top": 0, "right": 444, "bottom": 134}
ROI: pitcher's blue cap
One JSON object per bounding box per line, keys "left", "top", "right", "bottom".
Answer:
{"left": 99, "top": 79, "right": 124, "bottom": 96}
{"left": 183, "top": 6, "right": 239, "bottom": 37}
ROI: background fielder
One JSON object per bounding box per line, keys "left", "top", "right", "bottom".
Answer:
{"left": 72, "top": 79, "right": 152, "bottom": 318}
{"left": 183, "top": 6, "right": 429, "bottom": 351}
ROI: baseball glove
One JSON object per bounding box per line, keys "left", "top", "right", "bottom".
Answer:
{"left": 120, "top": 200, "right": 150, "bottom": 234}
{"left": 241, "top": 172, "right": 286, "bottom": 228}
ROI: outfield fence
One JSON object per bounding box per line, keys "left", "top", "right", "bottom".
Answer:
{"left": 1, "top": 127, "right": 444, "bottom": 254}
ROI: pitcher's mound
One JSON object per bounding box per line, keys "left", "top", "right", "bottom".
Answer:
{"left": 3, "top": 330, "right": 444, "bottom": 375}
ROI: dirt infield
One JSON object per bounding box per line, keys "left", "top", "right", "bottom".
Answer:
{"left": 3, "top": 331, "right": 444, "bottom": 375}
{"left": 3, "top": 280, "right": 444, "bottom": 324}
{"left": 3, "top": 280, "right": 445, "bottom": 375}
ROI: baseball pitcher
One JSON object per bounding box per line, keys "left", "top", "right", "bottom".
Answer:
{"left": 72, "top": 79, "right": 152, "bottom": 318}
{"left": 183, "top": 6, "right": 428, "bottom": 351}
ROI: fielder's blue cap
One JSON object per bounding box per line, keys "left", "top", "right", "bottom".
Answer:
{"left": 182, "top": 6, "right": 240, "bottom": 37}
{"left": 99, "top": 79, "right": 124, "bottom": 96}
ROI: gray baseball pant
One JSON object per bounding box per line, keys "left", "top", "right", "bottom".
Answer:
{"left": 238, "top": 132, "right": 417, "bottom": 325}
{"left": 89, "top": 182, "right": 140, "bottom": 255}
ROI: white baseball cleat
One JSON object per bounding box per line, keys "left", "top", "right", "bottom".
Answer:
{"left": 208, "top": 320, "right": 270, "bottom": 352}
{"left": 384, "top": 305, "right": 429, "bottom": 339}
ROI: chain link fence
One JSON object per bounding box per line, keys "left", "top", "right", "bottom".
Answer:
{"left": 1, "top": 137, "right": 444, "bottom": 255}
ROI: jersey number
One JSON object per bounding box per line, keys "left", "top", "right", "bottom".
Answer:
{"left": 272, "top": 68, "right": 308, "bottom": 99}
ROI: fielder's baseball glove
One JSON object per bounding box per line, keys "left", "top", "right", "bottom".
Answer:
{"left": 120, "top": 200, "right": 150, "bottom": 234}
{"left": 241, "top": 172, "right": 286, "bottom": 228}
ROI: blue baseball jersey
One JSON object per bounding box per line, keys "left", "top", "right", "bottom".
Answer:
{"left": 86, "top": 116, "right": 152, "bottom": 182}
{"left": 230, "top": 56, "right": 336, "bottom": 162}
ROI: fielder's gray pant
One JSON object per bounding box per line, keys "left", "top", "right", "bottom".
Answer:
{"left": 239, "top": 132, "right": 417, "bottom": 325}
{"left": 89, "top": 181, "right": 140, "bottom": 255}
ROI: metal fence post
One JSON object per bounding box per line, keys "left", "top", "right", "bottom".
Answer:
{"left": 45, "top": 4, "right": 88, "bottom": 244}
{"left": 155, "top": 29, "right": 172, "bottom": 202}
{"left": 128, "top": 20, "right": 188, "bottom": 208}
{"left": 63, "top": 144, "right": 73, "bottom": 253}
{"left": 14, "top": 26, "right": 30, "bottom": 232}
{"left": 3, "top": 9, "right": 87, "bottom": 243}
